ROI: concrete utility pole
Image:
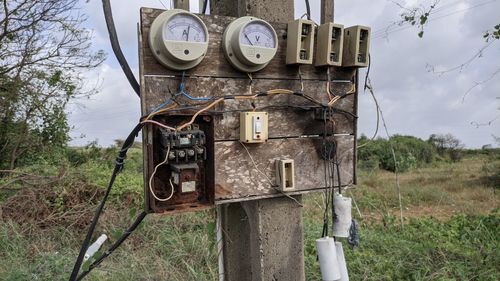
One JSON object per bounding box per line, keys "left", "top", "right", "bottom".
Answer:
{"left": 173, "top": 0, "right": 189, "bottom": 10}
{"left": 211, "top": 1, "right": 334, "bottom": 280}
{"left": 140, "top": 1, "right": 355, "bottom": 281}
{"left": 321, "top": 0, "right": 334, "bottom": 24}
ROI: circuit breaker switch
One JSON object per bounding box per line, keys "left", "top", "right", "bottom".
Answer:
{"left": 342, "top": 25, "right": 371, "bottom": 67}
{"left": 240, "top": 112, "right": 268, "bottom": 143}
{"left": 286, "top": 19, "right": 315, "bottom": 65}
{"left": 275, "top": 159, "right": 295, "bottom": 192}
{"left": 315, "top": 23, "right": 344, "bottom": 67}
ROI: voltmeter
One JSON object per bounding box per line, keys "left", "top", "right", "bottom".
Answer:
{"left": 149, "top": 9, "right": 209, "bottom": 70}
{"left": 222, "top": 16, "right": 278, "bottom": 73}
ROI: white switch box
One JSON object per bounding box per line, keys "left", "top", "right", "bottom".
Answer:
{"left": 240, "top": 112, "right": 268, "bottom": 143}
{"left": 275, "top": 159, "right": 295, "bottom": 192}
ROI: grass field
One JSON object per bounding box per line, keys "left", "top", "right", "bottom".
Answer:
{"left": 0, "top": 149, "right": 499, "bottom": 280}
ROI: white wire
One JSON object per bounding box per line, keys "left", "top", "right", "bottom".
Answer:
{"left": 238, "top": 141, "right": 303, "bottom": 207}
{"left": 149, "top": 145, "right": 175, "bottom": 202}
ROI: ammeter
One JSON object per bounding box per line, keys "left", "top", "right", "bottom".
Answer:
{"left": 222, "top": 16, "right": 278, "bottom": 72}
{"left": 149, "top": 9, "right": 209, "bottom": 70}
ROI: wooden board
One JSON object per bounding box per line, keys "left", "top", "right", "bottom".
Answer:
{"left": 214, "top": 135, "right": 354, "bottom": 203}
{"left": 139, "top": 8, "right": 358, "bottom": 209}
{"left": 142, "top": 76, "right": 356, "bottom": 139}
{"left": 140, "top": 8, "right": 357, "bottom": 80}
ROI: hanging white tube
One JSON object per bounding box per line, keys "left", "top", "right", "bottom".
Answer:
{"left": 316, "top": 237, "right": 341, "bottom": 281}
{"left": 335, "top": 242, "right": 349, "bottom": 281}
{"left": 333, "top": 195, "right": 352, "bottom": 238}
{"left": 84, "top": 234, "right": 107, "bottom": 261}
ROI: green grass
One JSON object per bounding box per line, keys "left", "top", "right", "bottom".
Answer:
{"left": 0, "top": 150, "right": 499, "bottom": 280}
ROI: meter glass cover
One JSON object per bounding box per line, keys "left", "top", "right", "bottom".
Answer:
{"left": 164, "top": 13, "right": 207, "bottom": 42}
{"left": 239, "top": 21, "right": 276, "bottom": 48}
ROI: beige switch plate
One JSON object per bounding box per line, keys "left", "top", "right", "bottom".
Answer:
{"left": 286, "top": 19, "right": 315, "bottom": 65}
{"left": 240, "top": 112, "right": 268, "bottom": 143}
{"left": 342, "top": 25, "right": 371, "bottom": 67}
{"left": 315, "top": 22, "right": 344, "bottom": 67}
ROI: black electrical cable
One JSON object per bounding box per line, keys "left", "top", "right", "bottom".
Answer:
{"left": 202, "top": 0, "right": 209, "bottom": 14}
{"left": 102, "top": 0, "right": 140, "bottom": 97}
{"left": 69, "top": 122, "right": 145, "bottom": 281}
{"left": 76, "top": 211, "right": 148, "bottom": 280}
{"left": 305, "top": 0, "right": 311, "bottom": 20}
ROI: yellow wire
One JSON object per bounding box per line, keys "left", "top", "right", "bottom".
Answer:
{"left": 146, "top": 103, "right": 177, "bottom": 120}
{"left": 326, "top": 67, "right": 333, "bottom": 100}
{"left": 176, "top": 98, "right": 225, "bottom": 131}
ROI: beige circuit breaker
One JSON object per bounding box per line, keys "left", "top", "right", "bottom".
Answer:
{"left": 315, "top": 22, "right": 344, "bottom": 67}
{"left": 286, "top": 19, "right": 315, "bottom": 64}
{"left": 240, "top": 112, "right": 268, "bottom": 143}
{"left": 342, "top": 25, "right": 371, "bottom": 67}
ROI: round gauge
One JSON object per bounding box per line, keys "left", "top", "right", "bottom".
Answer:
{"left": 149, "top": 9, "right": 209, "bottom": 70}
{"left": 223, "top": 16, "right": 278, "bottom": 73}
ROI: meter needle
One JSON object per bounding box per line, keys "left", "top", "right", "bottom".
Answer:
{"left": 244, "top": 33, "right": 254, "bottom": 46}
{"left": 185, "top": 25, "right": 190, "bottom": 41}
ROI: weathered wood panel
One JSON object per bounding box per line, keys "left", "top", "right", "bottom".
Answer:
{"left": 140, "top": 8, "right": 357, "bottom": 80}
{"left": 139, "top": 9, "right": 358, "bottom": 207}
{"left": 142, "top": 76, "right": 357, "bottom": 139}
{"left": 214, "top": 135, "right": 354, "bottom": 202}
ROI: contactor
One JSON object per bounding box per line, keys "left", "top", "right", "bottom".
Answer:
{"left": 146, "top": 116, "right": 214, "bottom": 213}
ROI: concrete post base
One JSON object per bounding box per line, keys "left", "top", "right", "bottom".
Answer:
{"left": 220, "top": 196, "right": 305, "bottom": 281}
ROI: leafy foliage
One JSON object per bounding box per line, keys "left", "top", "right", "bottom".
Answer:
{"left": 358, "top": 135, "right": 436, "bottom": 172}
{"left": 0, "top": 0, "right": 105, "bottom": 169}
{"left": 397, "top": 0, "right": 439, "bottom": 38}
{"left": 428, "top": 133, "right": 464, "bottom": 162}
{"left": 483, "top": 24, "right": 500, "bottom": 42}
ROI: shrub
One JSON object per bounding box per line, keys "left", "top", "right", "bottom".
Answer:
{"left": 428, "top": 133, "right": 464, "bottom": 162}
{"left": 358, "top": 135, "right": 436, "bottom": 172}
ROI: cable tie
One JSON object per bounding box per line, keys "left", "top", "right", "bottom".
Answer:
{"left": 115, "top": 155, "right": 126, "bottom": 170}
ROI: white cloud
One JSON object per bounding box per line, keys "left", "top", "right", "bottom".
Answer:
{"left": 70, "top": 0, "right": 500, "bottom": 147}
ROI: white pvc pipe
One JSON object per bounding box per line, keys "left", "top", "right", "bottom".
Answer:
{"left": 216, "top": 206, "right": 225, "bottom": 281}
{"left": 335, "top": 242, "right": 349, "bottom": 281}
{"left": 333, "top": 195, "right": 352, "bottom": 238}
{"left": 84, "top": 234, "right": 107, "bottom": 261}
{"left": 316, "top": 236, "right": 341, "bottom": 281}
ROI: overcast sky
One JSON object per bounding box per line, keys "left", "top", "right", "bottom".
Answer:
{"left": 68, "top": 0, "right": 500, "bottom": 148}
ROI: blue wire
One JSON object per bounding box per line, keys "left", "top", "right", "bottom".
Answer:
{"left": 178, "top": 82, "right": 211, "bottom": 101}
{"left": 148, "top": 79, "right": 212, "bottom": 115}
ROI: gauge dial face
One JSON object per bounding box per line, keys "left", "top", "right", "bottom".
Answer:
{"left": 164, "top": 13, "right": 207, "bottom": 43}
{"left": 239, "top": 21, "right": 276, "bottom": 48}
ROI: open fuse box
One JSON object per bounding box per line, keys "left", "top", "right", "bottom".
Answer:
{"left": 145, "top": 115, "right": 214, "bottom": 213}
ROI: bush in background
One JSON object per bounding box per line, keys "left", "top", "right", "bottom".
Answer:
{"left": 428, "top": 133, "right": 464, "bottom": 162}
{"left": 358, "top": 135, "right": 436, "bottom": 172}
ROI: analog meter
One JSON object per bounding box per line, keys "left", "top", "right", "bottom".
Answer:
{"left": 149, "top": 9, "right": 209, "bottom": 70}
{"left": 222, "top": 16, "right": 278, "bottom": 73}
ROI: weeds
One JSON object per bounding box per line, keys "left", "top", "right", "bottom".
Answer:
{"left": 0, "top": 150, "right": 498, "bottom": 280}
